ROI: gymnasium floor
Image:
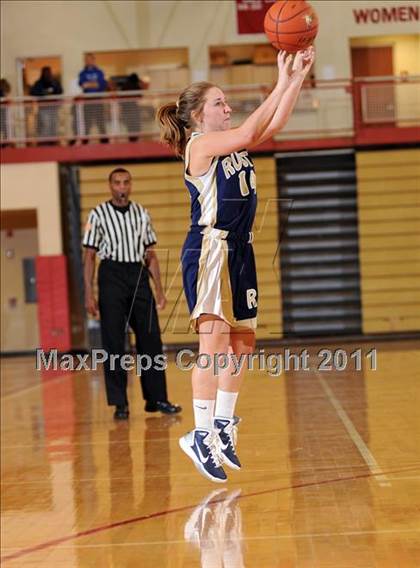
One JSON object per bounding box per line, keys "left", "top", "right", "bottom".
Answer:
{"left": 1, "top": 339, "right": 419, "bottom": 567}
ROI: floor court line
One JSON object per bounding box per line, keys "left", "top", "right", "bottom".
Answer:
{"left": 1, "top": 464, "right": 418, "bottom": 564}
{"left": 3, "top": 527, "right": 420, "bottom": 552}
{"left": 316, "top": 371, "right": 391, "bottom": 487}
{"left": 2, "top": 464, "right": 420, "bottom": 486}
{"left": 387, "top": 475, "right": 420, "bottom": 480}
{"left": 0, "top": 373, "right": 74, "bottom": 401}
{"left": 0, "top": 426, "right": 410, "bottom": 447}
{"left": 0, "top": 430, "right": 303, "bottom": 448}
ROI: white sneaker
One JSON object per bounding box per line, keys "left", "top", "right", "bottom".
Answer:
{"left": 214, "top": 416, "right": 241, "bottom": 470}
{"left": 179, "top": 429, "right": 227, "bottom": 483}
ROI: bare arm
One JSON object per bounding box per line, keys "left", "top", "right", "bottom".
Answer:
{"left": 83, "top": 248, "right": 99, "bottom": 317}
{"left": 192, "top": 51, "right": 293, "bottom": 163}
{"left": 250, "top": 47, "right": 316, "bottom": 147}
{"left": 145, "top": 247, "right": 167, "bottom": 310}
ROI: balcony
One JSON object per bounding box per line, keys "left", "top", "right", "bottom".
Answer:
{"left": 1, "top": 76, "right": 419, "bottom": 163}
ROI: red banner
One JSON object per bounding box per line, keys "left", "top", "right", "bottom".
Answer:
{"left": 236, "top": 0, "right": 276, "bottom": 34}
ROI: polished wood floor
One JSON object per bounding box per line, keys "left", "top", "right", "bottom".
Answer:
{"left": 1, "top": 340, "right": 420, "bottom": 567}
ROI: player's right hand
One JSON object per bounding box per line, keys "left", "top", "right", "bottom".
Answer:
{"left": 291, "top": 46, "right": 315, "bottom": 80}
{"left": 86, "top": 295, "right": 99, "bottom": 317}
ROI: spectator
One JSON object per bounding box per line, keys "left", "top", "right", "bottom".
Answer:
{"left": 0, "top": 78, "right": 11, "bottom": 147}
{"left": 120, "top": 73, "right": 144, "bottom": 142}
{"left": 29, "top": 67, "right": 63, "bottom": 144}
{"left": 78, "top": 53, "right": 108, "bottom": 143}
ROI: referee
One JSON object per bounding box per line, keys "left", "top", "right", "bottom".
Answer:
{"left": 82, "top": 167, "right": 181, "bottom": 420}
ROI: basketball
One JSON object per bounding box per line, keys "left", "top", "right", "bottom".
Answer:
{"left": 264, "top": 0, "right": 319, "bottom": 53}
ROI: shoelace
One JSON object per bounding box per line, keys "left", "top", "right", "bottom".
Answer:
{"left": 221, "top": 420, "right": 238, "bottom": 450}
{"left": 205, "top": 432, "right": 224, "bottom": 467}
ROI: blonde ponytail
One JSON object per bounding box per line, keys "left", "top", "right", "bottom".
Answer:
{"left": 156, "top": 82, "right": 215, "bottom": 158}
{"left": 156, "top": 102, "right": 187, "bottom": 158}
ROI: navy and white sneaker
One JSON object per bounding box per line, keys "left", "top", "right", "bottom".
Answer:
{"left": 179, "top": 429, "right": 227, "bottom": 483}
{"left": 214, "top": 416, "right": 241, "bottom": 470}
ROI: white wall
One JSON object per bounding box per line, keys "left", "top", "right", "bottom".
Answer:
{"left": 1, "top": 0, "right": 141, "bottom": 93}
{"left": 310, "top": 1, "right": 420, "bottom": 79}
{"left": 2, "top": 0, "right": 419, "bottom": 94}
{"left": 0, "top": 162, "right": 62, "bottom": 255}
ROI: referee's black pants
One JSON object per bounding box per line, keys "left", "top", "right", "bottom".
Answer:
{"left": 98, "top": 260, "right": 168, "bottom": 407}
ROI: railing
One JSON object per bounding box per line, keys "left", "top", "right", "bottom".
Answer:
{"left": 356, "top": 76, "right": 420, "bottom": 126}
{"left": 1, "top": 76, "right": 419, "bottom": 147}
{"left": 274, "top": 78, "right": 354, "bottom": 140}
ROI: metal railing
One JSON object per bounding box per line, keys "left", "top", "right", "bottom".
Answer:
{"left": 358, "top": 78, "right": 420, "bottom": 125}
{"left": 1, "top": 76, "right": 419, "bottom": 147}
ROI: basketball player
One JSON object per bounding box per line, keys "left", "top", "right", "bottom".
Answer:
{"left": 157, "top": 47, "right": 315, "bottom": 482}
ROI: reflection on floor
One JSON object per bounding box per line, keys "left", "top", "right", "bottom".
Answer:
{"left": 1, "top": 340, "right": 420, "bottom": 567}
{"left": 184, "top": 488, "right": 244, "bottom": 568}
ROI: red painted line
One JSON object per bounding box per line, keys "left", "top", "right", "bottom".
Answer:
{"left": 0, "top": 137, "right": 356, "bottom": 165}
{"left": 257, "top": 136, "right": 354, "bottom": 152}
{"left": 0, "top": 140, "right": 175, "bottom": 164}
{"left": 355, "top": 126, "right": 420, "bottom": 146}
{"left": 1, "top": 464, "right": 419, "bottom": 563}
{"left": 2, "top": 131, "right": 418, "bottom": 165}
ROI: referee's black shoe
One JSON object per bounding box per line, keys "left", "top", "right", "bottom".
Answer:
{"left": 114, "top": 405, "right": 129, "bottom": 420}
{"left": 144, "top": 400, "right": 182, "bottom": 414}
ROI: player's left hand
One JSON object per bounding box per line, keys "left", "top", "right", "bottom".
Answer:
{"left": 276, "top": 50, "right": 293, "bottom": 91}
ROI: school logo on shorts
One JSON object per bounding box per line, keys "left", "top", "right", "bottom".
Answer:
{"left": 246, "top": 289, "right": 257, "bottom": 309}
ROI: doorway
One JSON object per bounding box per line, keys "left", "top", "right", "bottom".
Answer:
{"left": 16, "top": 56, "right": 63, "bottom": 141}
{"left": 16, "top": 56, "right": 62, "bottom": 96}
{"left": 350, "top": 45, "right": 395, "bottom": 125}
{"left": 351, "top": 45, "right": 394, "bottom": 77}
{"left": 1, "top": 209, "right": 39, "bottom": 352}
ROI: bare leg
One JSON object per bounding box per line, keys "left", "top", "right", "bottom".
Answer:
{"left": 192, "top": 314, "right": 231, "bottom": 400}
{"left": 212, "top": 327, "right": 255, "bottom": 471}
{"left": 217, "top": 327, "right": 256, "bottom": 393}
{"left": 179, "top": 314, "right": 231, "bottom": 482}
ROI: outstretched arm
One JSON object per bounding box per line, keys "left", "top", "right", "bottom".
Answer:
{"left": 250, "top": 47, "right": 316, "bottom": 147}
{"left": 192, "top": 50, "right": 296, "bottom": 160}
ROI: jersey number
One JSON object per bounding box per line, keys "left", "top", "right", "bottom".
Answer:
{"left": 239, "top": 170, "right": 256, "bottom": 197}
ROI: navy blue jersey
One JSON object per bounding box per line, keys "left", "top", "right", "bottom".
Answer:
{"left": 184, "top": 132, "right": 257, "bottom": 236}
{"left": 181, "top": 133, "right": 259, "bottom": 331}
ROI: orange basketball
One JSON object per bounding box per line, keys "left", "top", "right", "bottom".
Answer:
{"left": 264, "top": 0, "right": 319, "bottom": 53}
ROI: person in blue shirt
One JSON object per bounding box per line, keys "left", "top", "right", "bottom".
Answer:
{"left": 78, "top": 53, "right": 108, "bottom": 143}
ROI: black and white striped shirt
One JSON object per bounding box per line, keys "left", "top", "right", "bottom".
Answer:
{"left": 82, "top": 201, "right": 157, "bottom": 263}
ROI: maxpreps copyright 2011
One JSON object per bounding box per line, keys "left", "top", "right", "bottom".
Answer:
{"left": 36, "top": 347, "right": 377, "bottom": 376}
